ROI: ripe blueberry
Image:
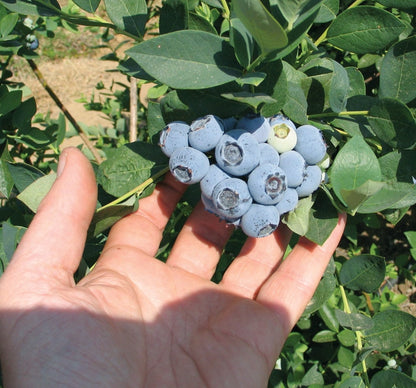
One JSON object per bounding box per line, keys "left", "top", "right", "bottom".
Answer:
{"left": 247, "top": 163, "right": 287, "bottom": 205}
{"left": 237, "top": 114, "right": 272, "bottom": 143}
{"left": 279, "top": 151, "right": 306, "bottom": 187}
{"left": 215, "top": 129, "right": 260, "bottom": 176}
{"left": 200, "top": 164, "right": 230, "bottom": 199}
{"left": 241, "top": 204, "right": 280, "bottom": 238}
{"left": 295, "top": 125, "right": 326, "bottom": 164}
{"left": 296, "top": 165, "right": 323, "bottom": 197}
{"left": 212, "top": 177, "right": 252, "bottom": 219}
{"left": 169, "top": 146, "right": 209, "bottom": 184}
{"left": 258, "top": 143, "right": 280, "bottom": 166}
{"left": 275, "top": 188, "right": 298, "bottom": 215}
{"left": 159, "top": 121, "right": 190, "bottom": 157}
{"left": 189, "top": 114, "right": 224, "bottom": 152}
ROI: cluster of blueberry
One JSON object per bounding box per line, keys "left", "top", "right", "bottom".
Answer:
{"left": 159, "top": 114, "right": 327, "bottom": 238}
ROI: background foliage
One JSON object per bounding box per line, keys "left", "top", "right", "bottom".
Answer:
{"left": 0, "top": 0, "right": 416, "bottom": 386}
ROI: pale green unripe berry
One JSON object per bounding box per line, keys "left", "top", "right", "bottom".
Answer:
{"left": 267, "top": 123, "right": 297, "bottom": 153}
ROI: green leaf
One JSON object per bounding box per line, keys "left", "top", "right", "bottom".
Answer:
{"left": 337, "top": 329, "right": 356, "bottom": 347}
{"left": 339, "top": 377, "right": 366, "bottom": 388}
{"left": 0, "top": 85, "right": 22, "bottom": 116}
{"left": 270, "top": 0, "right": 323, "bottom": 60}
{"left": 305, "top": 192, "right": 339, "bottom": 245}
{"left": 329, "top": 135, "right": 382, "bottom": 209}
{"left": 341, "top": 180, "right": 385, "bottom": 214}
{"left": 0, "top": 0, "right": 61, "bottom": 16}
{"left": 1, "top": 222, "right": 26, "bottom": 261}
{"left": 73, "top": 0, "right": 100, "bottom": 13}
{"left": 315, "top": 0, "right": 339, "bottom": 23}
{"left": 312, "top": 329, "right": 337, "bottom": 343}
{"left": 378, "top": 150, "right": 416, "bottom": 182}
{"left": 283, "top": 195, "right": 313, "bottom": 236}
{"left": 126, "top": 30, "right": 242, "bottom": 89}
{"left": 304, "top": 273, "right": 337, "bottom": 315}
{"left": 281, "top": 61, "right": 308, "bottom": 124}
{"left": 273, "top": 0, "right": 315, "bottom": 28}
{"left": 319, "top": 302, "right": 339, "bottom": 332}
{"left": 338, "top": 346, "right": 354, "bottom": 368}
{"left": 221, "top": 92, "right": 276, "bottom": 110}
{"left": 159, "top": 0, "right": 187, "bottom": 34}
{"left": 236, "top": 72, "right": 267, "bottom": 87}
{"left": 370, "top": 369, "right": 416, "bottom": 388}
{"left": 0, "top": 12, "right": 18, "bottom": 37}
{"left": 327, "top": 6, "right": 406, "bottom": 54}
{"left": 334, "top": 309, "right": 374, "bottom": 331}
{"left": 376, "top": 0, "right": 416, "bottom": 9}
{"left": 301, "top": 364, "right": 324, "bottom": 386}
{"left": 7, "top": 162, "right": 44, "bottom": 193}
{"left": 339, "top": 254, "right": 386, "bottom": 292}
{"left": 17, "top": 173, "right": 56, "bottom": 213}
{"left": 147, "top": 101, "right": 165, "bottom": 145}
{"left": 367, "top": 98, "right": 416, "bottom": 150}
{"left": 88, "top": 195, "right": 138, "bottom": 238}
{"left": 161, "top": 88, "right": 247, "bottom": 123}
{"left": 0, "top": 158, "right": 13, "bottom": 198}
{"left": 232, "top": 0, "right": 287, "bottom": 54}
{"left": 103, "top": 0, "right": 147, "bottom": 38}
{"left": 97, "top": 141, "right": 168, "bottom": 197}
{"left": 405, "top": 231, "right": 416, "bottom": 248}
{"left": 230, "top": 17, "right": 254, "bottom": 69}
{"left": 300, "top": 57, "right": 349, "bottom": 113}
{"left": 364, "top": 310, "right": 416, "bottom": 352}
{"left": 358, "top": 181, "right": 416, "bottom": 213}
{"left": 379, "top": 36, "right": 416, "bottom": 104}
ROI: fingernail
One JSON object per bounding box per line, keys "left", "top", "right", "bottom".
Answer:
{"left": 57, "top": 150, "right": 68, "bottom": 177}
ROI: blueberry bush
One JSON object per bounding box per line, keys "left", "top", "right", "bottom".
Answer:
{"left": 1, "top": 0, "right": 416, "bottom": 386}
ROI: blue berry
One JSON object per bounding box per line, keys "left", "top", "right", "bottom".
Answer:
{"left": 237, "top": 114, "right": 272, "bottom": 143}
{"left": 247, "top": 163, "right": 287, "bottom": 205}
{"left": 279, "top": 151, "right": 306, "bottom": 187}
{"left": 241, "top": 204, "right": 280, "bottom": 238}
{"left": 275, "top": 188, "right": 298, "bottom": 215}
{"left": 296, "top": 165, "right": 322, "bottom": 197}
{"left": 258, "top": 143, "right": 280, "bottom": 166}
{"left": 267, "top": 115, "right": 297, "bottom": 153}
{"left": 200, "top": 164, "right": 229, "bottom": 199}
{"left": 295, "top": 125, "right": 326, "bottom": 164}
{"left": 169, "top": 146, "right": 209, "bottom": 184}
{"left": 188, "top": 114, "right": 224, "bottom": 152}
{"left": 25, "top": 34, "right": 39, "bottom": 50}
{"left": 159, "top": 121, "right": 190, "bottom": 157}
{"left": 212, "top": 177, "right": 252, "bottom": 219}
{"left": 222, "top": 116, "right": 238, "bottom": 131}
{"left": 215, "top": 129, "right": 260, "bottom": 176}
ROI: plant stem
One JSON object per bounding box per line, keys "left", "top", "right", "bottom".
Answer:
{"left": 308, "top": 110, "right": 369, "bottom": 119}
{"left": 339, "top": 284, "right": 370, "bottom": 385}
{"left": 26, "top": 58, "right": 103, "bottom": 164}
{"left": 247, "top": 54, "right": 266, "bottom": 73}
{"left": 129, "top": 77, "right": 138, "bottom": 142}
{"left": 314, "top": 0, "right": 367, "bottom": 47}
{"left": 220, "top": 0, "right": 231, "bottom": 19}
{"left": 97, "top": 166, "right": 169, "bottom": 211}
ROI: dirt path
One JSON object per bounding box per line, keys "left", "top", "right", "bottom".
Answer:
{"left": 14, "top": 55, "right": 127, "bottom": 129}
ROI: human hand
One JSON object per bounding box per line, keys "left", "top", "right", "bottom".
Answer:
{"left": 0, "top": 147, "right": 346, "bottom": 388}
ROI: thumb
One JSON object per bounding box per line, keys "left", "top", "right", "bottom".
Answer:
{"left": 5, "top": 147, "right": 98, "bottom": 285}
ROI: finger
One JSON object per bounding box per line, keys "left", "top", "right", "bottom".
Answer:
{"left": 102, "top": 172, "right": 187, "bottom": 258}
{"left": 256, "top": 213, "right": 346, "bottom": 335}
{"left": 165, "top": 202, "right": 234, "bottom": 279}
{"left": 219, "top": 223, "right": 292, "bottom": 298}
{"left": 8, "top": 147, "right": 97, "bottom": 282}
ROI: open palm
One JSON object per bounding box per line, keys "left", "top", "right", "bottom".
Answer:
{"left": 0, "top": 148, "right": 345, "bottom": 388}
